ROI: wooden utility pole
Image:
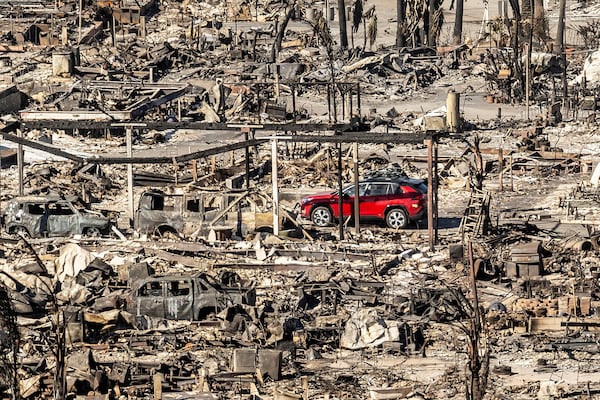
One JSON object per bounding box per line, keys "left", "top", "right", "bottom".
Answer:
{"left": 338, "top": 0, "right": 348, "bottom": 49}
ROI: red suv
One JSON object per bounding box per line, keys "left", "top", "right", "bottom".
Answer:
{"left": 300, "top": 176, "right": 427, "bottom": 229}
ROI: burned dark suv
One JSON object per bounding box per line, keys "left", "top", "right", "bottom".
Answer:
{"left": 2, "top": 196, "right": 110, "bottom": 238}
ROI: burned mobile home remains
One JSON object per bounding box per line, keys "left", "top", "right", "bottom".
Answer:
{"left": 3, "top": 0, "right": 600, "bottom": 399}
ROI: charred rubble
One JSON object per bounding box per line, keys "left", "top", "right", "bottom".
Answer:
{"left": 3, "top": 0, "right": 600, "bottom": 399}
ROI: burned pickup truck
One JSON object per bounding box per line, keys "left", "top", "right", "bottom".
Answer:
{"left": 128, "top": 273, "right": 256, "bottom": 320}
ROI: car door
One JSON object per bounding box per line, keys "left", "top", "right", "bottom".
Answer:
{"left": 134, "top": 280, "right": 166, "bottom": 318}
{"left": 164, "top": 279, "right": 194, "bottom": 320}
{"left": 360, "top": 183, "right": 391, "bottom": 218}
{"left": 339, "top": 183, "right": 367, "bottom": 218}
{"left": 181, "top": 194, "right": 204, "bottom": 236}
{"left": 20, "top": 202, "right": 45, "bottom": 237}
{"left": 46, "top": 201, "right": 78, "bottom": 236}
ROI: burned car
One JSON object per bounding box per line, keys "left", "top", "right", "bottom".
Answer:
{"left": 128, "top": 272, "right": 256, "bottom": 320}
{"left": 135, "top": 189, "right": 288, "bottom": 238}
{"left": 1, "top": 196, "right": 110, "bottom": 238}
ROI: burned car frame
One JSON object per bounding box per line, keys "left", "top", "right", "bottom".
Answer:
{"left": 128, "top": 272, "right": 256, "bottom": 320}
{"left": 135, "top": 189, "right": 288, "bottom": 238}
{"left": 1, "top": 196, "right": 110, "bottom": 238}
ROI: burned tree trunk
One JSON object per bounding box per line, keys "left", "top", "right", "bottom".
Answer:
{"left": 270, "top": 3, "right": 295, "bottom": 63}
{"left": 464, "top": 135, "right": 485, "bottom": 191}
{"left": 0, "top": 283, "right": 19, "bottom": 399}
{"left": 465, "top": 242, "right": 489, "bottom": 400}
{"left": 556, "top": 0, "right": 566, "bottom": 52}
{"left": 338, "top": 0, "right": 349, "bottom": 49}
{"left": 428, "top": 0, "right": 436, "bottom": 47}
{"left": 396, "top": 0, "right": 405, "bottom": 47}
{"left": 453, "top": 0, "right": 464, "bottom": 44}
{"left": 508, "top": 0, "right": 523, "bottom": 94}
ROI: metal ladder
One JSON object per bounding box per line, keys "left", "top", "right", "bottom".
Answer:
{"left": 460, "top": 189, "right": 490, "bottom": 239}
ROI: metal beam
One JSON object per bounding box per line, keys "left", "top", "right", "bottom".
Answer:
{"left": 265, "top": 133, "right": 428, "bottom": 144}
{"left": 20, "top": 120, "right": 357, "bottom": 132}
{"left": 2, "top": 132, "right": 266, "bottom": 165}
{"left": 2, "top": 132, "right": 85, "bottom": 163}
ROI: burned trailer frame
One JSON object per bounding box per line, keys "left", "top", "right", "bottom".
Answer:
{"left": 135, "top": 189, "right": 287, "bottom": 238}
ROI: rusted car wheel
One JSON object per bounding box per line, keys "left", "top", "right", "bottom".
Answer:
{"left": 13, "top": 226, "right": 30, "bottom": 238}
{"left": 85, "top": 227, "right": 101, "bottom": 238}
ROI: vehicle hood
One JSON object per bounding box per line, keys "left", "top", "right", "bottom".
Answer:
{"left": 79, "top": 210, "right": 110, "bottom": 226}
{"left": 302, "top": 191, "right": 336, "bottom": 201}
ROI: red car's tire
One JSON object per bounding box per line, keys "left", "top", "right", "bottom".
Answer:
{"left": 386, "top": 208, "right": 408, "bottom": 229}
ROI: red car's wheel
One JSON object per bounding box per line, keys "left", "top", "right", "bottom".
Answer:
{"left": 311, "top": 206, "right": 333, "bottom": 226}
{"left": 386, "top": 208, "right": 408, "bottom": 229}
